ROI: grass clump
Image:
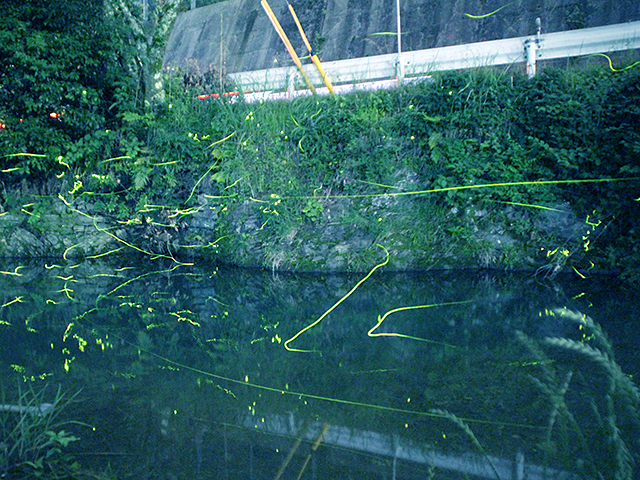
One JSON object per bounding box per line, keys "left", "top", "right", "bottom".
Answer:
{"left": 0, "top": 383, "right": 88, "bottom": 479}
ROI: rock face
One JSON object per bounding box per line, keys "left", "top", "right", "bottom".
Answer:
{"left": 0, "top": 204, "right": 124, "bottom": 259}
{"left": 164, "top": 0, "right": 640, "bottom": 73}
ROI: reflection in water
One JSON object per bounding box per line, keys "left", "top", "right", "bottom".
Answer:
{"left": 0, "top": 260, "right": 638, "bottom": 479}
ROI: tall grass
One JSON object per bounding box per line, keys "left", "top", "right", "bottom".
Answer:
{"left": 517, "top": 309, "right": 640, "bottom": 480}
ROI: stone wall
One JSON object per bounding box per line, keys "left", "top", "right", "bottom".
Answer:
{"left": 0, "top": 203, "right": 123, "bottom": 259}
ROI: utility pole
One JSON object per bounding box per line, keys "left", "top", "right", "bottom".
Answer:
{"left": 396, "top": 0, "right": 404, "bottom": 85}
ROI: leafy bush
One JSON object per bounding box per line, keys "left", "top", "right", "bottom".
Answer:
{"left": 0, "top": 0, "right": 120, "bottom": 183}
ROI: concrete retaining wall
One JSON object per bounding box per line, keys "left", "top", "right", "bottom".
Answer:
{"left": 164, "top": 0, "right": 640, "bottom": 74}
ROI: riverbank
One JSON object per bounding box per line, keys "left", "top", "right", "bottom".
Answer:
{"left": 0, "top": 178, "right": 586, "bottom": 273}
{"left": 1, "top": 68, "right": 639, "bottom": 279}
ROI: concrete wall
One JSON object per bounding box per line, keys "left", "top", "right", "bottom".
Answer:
{"left": 163, "top": 0, "right": 640, "bottom": 74}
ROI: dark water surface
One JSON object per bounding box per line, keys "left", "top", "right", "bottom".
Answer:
{"left": 1, "top": 259, "right": 638, "bottom": 480}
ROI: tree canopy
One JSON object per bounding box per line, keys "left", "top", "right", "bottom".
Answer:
{"left": 0, "top": 0, "right": 117, "bottom": 162}
{"left": 0, "top": 0, "right": 182, "bottom": 183}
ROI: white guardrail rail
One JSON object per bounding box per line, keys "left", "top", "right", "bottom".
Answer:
{"left": 220, "top": 21, "right": 640, "bottom": 102}
{"left": 244, "top": 414, "right": 587, "bottom": 480}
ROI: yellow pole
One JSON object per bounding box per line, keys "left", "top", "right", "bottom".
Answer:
{"left": 260, "top": 0, "right": 316, "bottom": 95}
{"left": 288, "top": 4, "right": 335, "bottom": 95}
{"left": 295, "top": 423, "right": 330, "bottom": 480}
{"left": 273, "top": 437, "right": 303, "bottom": 480}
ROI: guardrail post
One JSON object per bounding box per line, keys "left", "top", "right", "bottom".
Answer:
{"left": 515, "top": 450, "right": 525, "bottom": 480}
{"left": 287, "top": 68, "right": 296, "bottom": 98}
{"left": 525, "top": 18, "right": 542, "bottom": 79}
{"left": 524, "top": 38, "right": 538, "bottom": 78}
{"left": 397, "top": 55, "right": 405, "bottom": 85}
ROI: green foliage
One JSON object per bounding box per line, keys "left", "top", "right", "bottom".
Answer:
{"left": 0, "top": 0, "right": 119, "bottom": 176}
{"left": 185, "top": 67, "right": 638, "bottom": 271}
{"left": 0, "top": 0, "right": 183, "bottom": 196}
{"left": 104, "top": 0, "right": 182, "bottom": 109}
{"left": 0, "top": 383, "right": 85, "bottom": 479}
{"left": 303, "top": 197, "right": 324, "bottom": 222}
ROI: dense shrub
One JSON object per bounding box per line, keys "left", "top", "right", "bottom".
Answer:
{"left": 0, "top": 0, "right": 121, "bottom": 181}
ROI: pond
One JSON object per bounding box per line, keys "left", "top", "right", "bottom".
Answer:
{"left": 1, "top": 258, "right": 638, "bottom": 480}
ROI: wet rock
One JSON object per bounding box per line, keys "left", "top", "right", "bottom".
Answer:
{"left": 325, "top": 254, "right": 346, "bottom": 270}
{"left": 535, "top": 202, "right": 584, "bottom": 241}
{"left": 5, "top": 227, "right": 44, "bottom": 257}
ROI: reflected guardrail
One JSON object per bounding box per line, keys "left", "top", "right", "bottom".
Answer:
{"left": 242, "top": 413, "right": 586, "bottom": 480}
{"left": 226, "top": 21, "right": 640, "bottom": 95}
{"left": 0, "top": 402, "right": 54, "bottom": 416}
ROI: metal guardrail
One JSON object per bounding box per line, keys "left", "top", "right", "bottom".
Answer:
{"left": 244, "top": 414, "right": 586, "bottom": 480}
{"left": 228, "top": 21, "right": 640, "bottom": 93}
